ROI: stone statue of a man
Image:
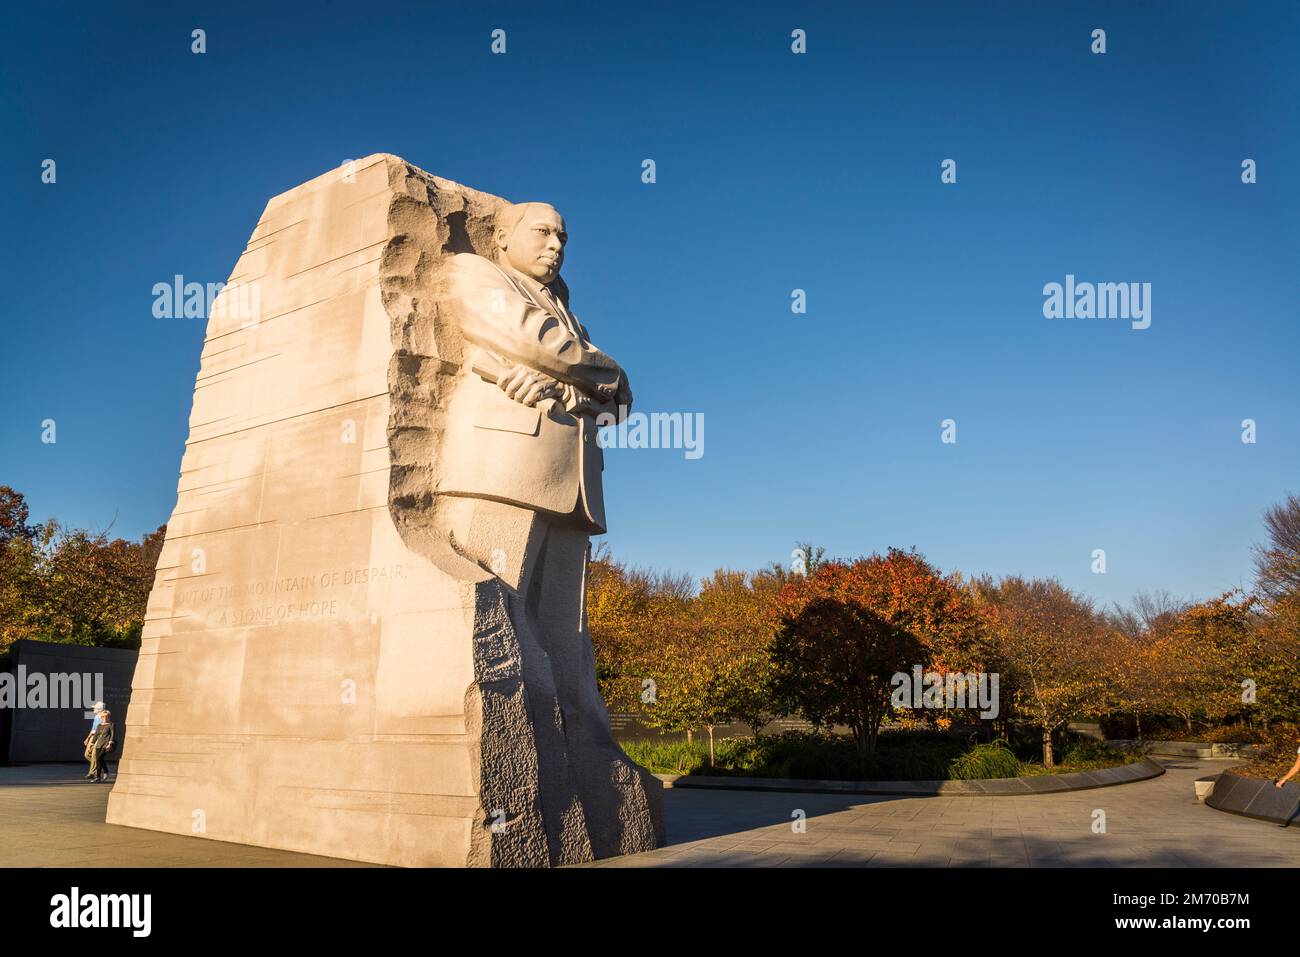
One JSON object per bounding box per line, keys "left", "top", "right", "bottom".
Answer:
{"left": 440, "top": 202, "right": 632, "bottom": 534}
{"left": 438, "top": 201, "right": 660, "bottom": 860}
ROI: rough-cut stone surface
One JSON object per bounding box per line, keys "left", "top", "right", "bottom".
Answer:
{"left": 106, "top": 154, "right": 664, "bottom": 866}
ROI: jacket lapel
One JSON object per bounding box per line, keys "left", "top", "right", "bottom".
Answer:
{"left": 489, "top": 259, "right": 582, "bottom": 338}
{"left": 483, "top": 259, "right": 588, "bottom": 409}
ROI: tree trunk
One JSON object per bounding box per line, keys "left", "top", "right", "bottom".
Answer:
{"left": 1042, "top": 727, "right": 1054, "bottom": 767}
{"left": 686, "top": 729, "right": 693, "bottom": 745}
{"left": 1185, "top": 715, "right": 1193, "bottom": 734}
{"left": 706, "top": 725, "right": 715, "bottom": 767}
{"left": 863, "top": 698, "right": 884, "bottom": 755}
{"left": 1135, "top": 712, "right": 1142, "bottom": 740}
{"left": 851, "top": 723, "right": 870, "bottom": 761}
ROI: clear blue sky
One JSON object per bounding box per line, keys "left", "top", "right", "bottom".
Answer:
{"left": 2, "top": 1, "right": 1296, "bottom": 608}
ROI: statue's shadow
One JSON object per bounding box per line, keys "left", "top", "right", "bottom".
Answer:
{"left": 660, "top": 787, "right": 899, "bottom": 845}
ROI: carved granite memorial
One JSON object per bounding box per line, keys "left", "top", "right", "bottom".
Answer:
{"left": 106, "top": 154, "right": 665, "bottom": 867}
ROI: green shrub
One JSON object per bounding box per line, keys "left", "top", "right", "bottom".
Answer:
{"left": 1058, "top": 740, "right": 1138, "bottom": 769}
{"left": 946, "top": 741, "right": 1021, "bottom": 779}
{"left": 620, "top": 739, "right": 710, "bottom": 775}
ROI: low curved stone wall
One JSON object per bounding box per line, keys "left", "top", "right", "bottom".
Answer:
{"left": 1206, "top": 769, "right": 1300, "bottom": 826}
{"left": 657, "top": 756, "right": 1165, "bottom": 796}
{"left": 1108, "top": 739, "right": 1261, "bottom": 759}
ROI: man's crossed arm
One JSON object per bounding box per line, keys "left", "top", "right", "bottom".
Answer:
{"left": 452, "top": 254, "right": 632, "bottom": 415}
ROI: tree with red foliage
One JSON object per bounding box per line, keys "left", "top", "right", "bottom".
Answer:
{"left": 770, "top": 548, "right": 984, "bottom": 759}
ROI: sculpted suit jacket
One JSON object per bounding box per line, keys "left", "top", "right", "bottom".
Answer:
{"left": 439, "top": 252, "right": 629, "bottom": 534}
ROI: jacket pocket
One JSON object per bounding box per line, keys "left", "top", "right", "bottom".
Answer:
{"left": 473, "top": 399, "right": 542, "bottom": 436}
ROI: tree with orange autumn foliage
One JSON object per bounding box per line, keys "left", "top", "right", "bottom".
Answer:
{"left": 632, "top": 568, "right": 787, "bottom": 764}
{"left": 688, "top": 568, "right": 786, "bottom": 745}
{"left": 587, "top": 550, "right": 786, "bottom": 762}
{"left": 0, "top": 486, "right": 165, "bottom": 651}
{"left": 972, "top": 576, "right": 1106, "bottom": 767}
{"left": 1159, "top": 591, "right": 1259, "bottom": 734}
{"left": 770, "top": 548, "right": 984, "bottom": 759}
{"left": 586, "top": 548, "right": 693, "bottom": 713}
{"left": 1251, "top": 493, "right": 1300, "bottom": 727}
{"left": 1095, "top": 591, "right": 1187, "bottom": 740}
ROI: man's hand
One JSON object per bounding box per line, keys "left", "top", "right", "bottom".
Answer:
{"left": 594, "top": 371, "right": 632, "bottom": 408}
{"left": 496, "top": 364, "right": 561, "bottom": 407}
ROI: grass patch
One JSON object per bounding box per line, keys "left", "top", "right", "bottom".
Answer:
{"left": 1016, "top": 740, "right": 1143, "bottom": 776}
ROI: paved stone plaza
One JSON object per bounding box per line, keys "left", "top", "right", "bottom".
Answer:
{"left": 2, "top": 759, "right": 1297, "bottom": 867}
{"left": 0, "top": 765, "right": 371, "bottom": 867}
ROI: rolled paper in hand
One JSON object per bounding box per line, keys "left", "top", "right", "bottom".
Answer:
{"left": 470, "top": 353, "right": 508, "bottom": 384}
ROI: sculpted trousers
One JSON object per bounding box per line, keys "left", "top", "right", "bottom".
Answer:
{"left": 439, "top": 495, "right": 647, "bottom": 861}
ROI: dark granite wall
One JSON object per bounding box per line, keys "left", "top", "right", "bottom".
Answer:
{"left": 2, "top": 640, "right": 138, "bottom": 763}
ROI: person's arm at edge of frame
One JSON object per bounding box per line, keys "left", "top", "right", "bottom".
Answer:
{"left": 1275, "top": 749, "right": 1300, "bottom": 787}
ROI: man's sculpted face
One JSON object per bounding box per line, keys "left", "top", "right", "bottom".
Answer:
{"left": 499, "top": 205, "right": 567, "bottom": 284}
